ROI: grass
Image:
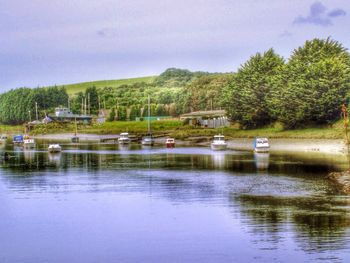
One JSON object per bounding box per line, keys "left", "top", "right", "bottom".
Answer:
{"left": 54, "top": 76, "right": 157, "bottom": 95}
{"left": 0, "top": 124, "right": 25, "bottom": 135}
{"left": 29, "top": 119, "right": 346, "bottom": 140}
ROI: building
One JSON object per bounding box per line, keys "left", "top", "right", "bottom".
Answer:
{"left": 180, "top": 110, "right": 229, "bottom": 128}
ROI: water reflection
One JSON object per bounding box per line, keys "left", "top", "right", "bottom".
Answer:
{"left": 254, "top": 152, "right": 269, "bottom": 170}
{"left": 1, "top": 143, "right": 350, "bottom": 262}
{"left": 212, "top": 152, "right": 226, "bottom": 169}
{"left": 234, "top": 194, "right": 350, "bottom": 257}
{"left": 48, "top": 152, "right": 62, "bottom": 166}
{"left": 24, "top": 149, "right": 35, "bottom": 163}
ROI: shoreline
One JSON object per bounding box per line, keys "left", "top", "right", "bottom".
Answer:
{"left": 34, "top": 133, "right": 347, "bottom": 155}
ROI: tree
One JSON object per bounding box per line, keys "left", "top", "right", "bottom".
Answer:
{"left": 85, "top": 86, "right": 99, "bottom": 114}
{"left": 0, "top": 86, "right": 69, "bottom": 124}
{"left": 108, "top": 108, "right": 116, "bottom": 121}
{"left": 225, "top": 49, "right": 284, "bottom": 128}
{"left": 272, "top": 38, "right": 350, "bottom": 128}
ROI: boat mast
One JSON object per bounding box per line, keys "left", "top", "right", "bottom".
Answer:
{"left": 74, "top": 117, "right": 78, "bottom": 136}
{"left": 147, "top": 95, "right": 151, "bottom": 134}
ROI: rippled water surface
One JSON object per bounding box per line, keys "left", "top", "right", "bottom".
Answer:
{"left": 1, "top": 142, "right": 350, "bottom": 262}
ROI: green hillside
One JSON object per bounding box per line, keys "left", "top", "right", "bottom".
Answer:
{"left": 59, "top": 76, "right": 157, "bottom": 95}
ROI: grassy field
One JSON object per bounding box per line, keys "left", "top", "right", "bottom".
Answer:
{"left": 0, "top": 124, "right": 25, "bottom": 135}
{"left": 28, "top": 120, "right": 346, "bottom": 140}
{"left": 56, "top": 76, "right": 157, "bottom": 95}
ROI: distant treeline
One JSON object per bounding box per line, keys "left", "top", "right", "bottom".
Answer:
{"left": 0, "top": 86, "right": 68, "bottom": 124}
{"left": 1, "top": 37, "right": 349, "bottom": 128}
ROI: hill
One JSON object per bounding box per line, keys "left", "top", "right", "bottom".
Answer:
{"left": 58, "top": 76, "right": 157, "bottom": 95}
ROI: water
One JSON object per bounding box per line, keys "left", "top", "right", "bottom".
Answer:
{"left": 0, "top": 142, "right": 350, "bottom": 263}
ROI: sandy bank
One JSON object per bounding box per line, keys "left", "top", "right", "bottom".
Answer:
{"left": 34, "top": 134, "right": 347, "bottom": 155}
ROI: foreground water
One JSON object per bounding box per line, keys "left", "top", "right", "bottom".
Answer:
{"left": 0, "top": 142, "right": 350, "bottom": 263}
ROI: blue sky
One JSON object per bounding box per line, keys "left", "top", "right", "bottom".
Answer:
{"left": 0, "top": 0, "right": 349, "bottom": 91}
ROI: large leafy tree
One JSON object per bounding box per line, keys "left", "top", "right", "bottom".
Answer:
{"left": 272, "top": 38, "right": 350, "bottom": 128}
{"left": 225, "top": 49, "right": 284, "bottom": 128}
{"left": 184, "top": 74, "right": 234, "bottom": 112}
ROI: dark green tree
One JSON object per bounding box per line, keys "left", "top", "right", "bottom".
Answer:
{"left": 108, "top": 107, "right": 116, "bottom": 121}
{"left": 272, "top": 38, "right": 350, "bottom": 128}
{"left": 85, "top": 86, "right": 99, "bottom": 114}
{"left": 225, "top": 49, "right": 284, "bottom": 128}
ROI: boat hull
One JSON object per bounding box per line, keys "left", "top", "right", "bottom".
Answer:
{"left": 24, "top": 139, "right": 35, "bottom": 148}
{"left": 166, "top": 143, "right": 175, "bottom": 148}
{"left": 211, "top": 143, "right": 227, "bottom": 151}
{"left": 254, "top": 147, "right": 270, "bottom": 153}
{"left": 118, "top": 139, "right": 130, "bottom": 144}
{"left": 48, "top": 149, "right": 62, "bottom": 153}
{"left": 71, "top": 137, "right": 79, "bottom": 143}
{"left": 142, "top": 140, "right": 154, "bottom": 146}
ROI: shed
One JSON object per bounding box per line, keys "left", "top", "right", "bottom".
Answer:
{"left": 180, "top": 110, "right": 229, "bottom": 128}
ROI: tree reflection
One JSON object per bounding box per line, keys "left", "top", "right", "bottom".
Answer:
{"left": 234, "top": 194, "right": 350, "bottom": 254}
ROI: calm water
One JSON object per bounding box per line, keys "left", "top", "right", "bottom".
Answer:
{"left": 0, "top": 142, "right": 350, "bottom": 263}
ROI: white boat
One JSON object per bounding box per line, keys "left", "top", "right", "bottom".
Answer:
{"left": 118, "top": 132, "right": 130, "bottom": 144}
{"left": 141, "top": 95, "right": 155, "bottom": 146}
{"left": 23, "top": 138, "right": 35, "bottom": 148}
{"left": 253, "top": 137, "right": 270, "bottom": 153}
{"left": 0, "top": 134, "right": 8, "bottom": 144}
{"left": 142, "top": 134, "right": 154, "bottom": 146}
{"left": 48, "top": 144, "right": 62, "bottom": 153}
{"left": 211, "top": 134, "right": 227, "bottom": 150}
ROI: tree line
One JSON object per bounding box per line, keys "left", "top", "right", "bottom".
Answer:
{"left": 0, "top": 86, "right": 68, "bottom": 124}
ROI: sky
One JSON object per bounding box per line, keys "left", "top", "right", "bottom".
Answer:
{"left": 0, "top": 0, "right": 349, "bottom": 91}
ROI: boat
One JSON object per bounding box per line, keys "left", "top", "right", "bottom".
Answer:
{"left": 253, "top": 137, "right": 270, "bottom": 153}
{"left": 48, "top": 144, "right": 62, "bottom": 153}
{"left": 0, "top": 134, "right": 8, "bottom": 144}
{"left": 141, "top": 95, "right": 155, "bottom": 146}
{"left": 211, "top": 134, "right": 227, "bottom": 150}
{"left": 13, "top": 135, "right": 24, "bottom": 145}
{"left": 118, "top": 132, "right": 130, "bottom": 144}
{"left": 165, "top": 138, "right": 175, "bottom": 148}
{"left": 142, "top": 134, "right": 154, "bottom": 146}
{"left": 23, "top": 137, "right": 35, "bottom": 148}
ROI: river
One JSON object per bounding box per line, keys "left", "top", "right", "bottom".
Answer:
{"left": 0, "top": 142, "right": 349, "bottom": 262}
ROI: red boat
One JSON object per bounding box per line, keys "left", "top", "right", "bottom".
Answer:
{"left": 165, "top": 138, "right": 175, "bottom": 148}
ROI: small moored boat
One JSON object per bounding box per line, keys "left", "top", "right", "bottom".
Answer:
{"left": 48, "top": 144, "right": 62, "bottom": 153}
{"left": 165, "top": 138, "right": 175, "bottom": 148}
{"left": 23, "top": 138, "right": 35, "bottom": 148}
{"left": 141, "top": 96, "right": 155, "bottom": 146}
{"left": 118, "top": 132, "right": 130, "bottom": 144}
{"left": 211, "top": 134, "right": 227, "bottom": 150}
{"left": 253, "top": 137, "right": 270, "bottom": 153}
{"left": 142, "top": 134, "right": 155, "bottom": 146}
{"left": 0, "top": 134, "right": 8, "bottom": 144}
{"left": 13, "top": 135, "right": 24, "bottom": 145}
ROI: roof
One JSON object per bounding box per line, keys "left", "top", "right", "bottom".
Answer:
{"left": 180, "top": 110, "right": 226, "bottom": 119}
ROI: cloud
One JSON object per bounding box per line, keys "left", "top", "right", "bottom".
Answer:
{"left": 279, "top": 30, "right": 293, "bottom": 38}
{"left": 97, "top": 28, "right": 118, "bottom": 38}
{"left": 328, "top": 8, "right": 346, "bottom": 18}
{"left": 293, "top": 1, "right": 346, "bottom": 27}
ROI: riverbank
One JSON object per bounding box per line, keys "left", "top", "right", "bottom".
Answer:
{"left": 2, "top": 120, "right": 348, "bottom": 154}
{"left": 21, "top": 120, "right": 346, "bottom": 139}
{"left": 34, "top": 133, "right": 347, "bottom": 155}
